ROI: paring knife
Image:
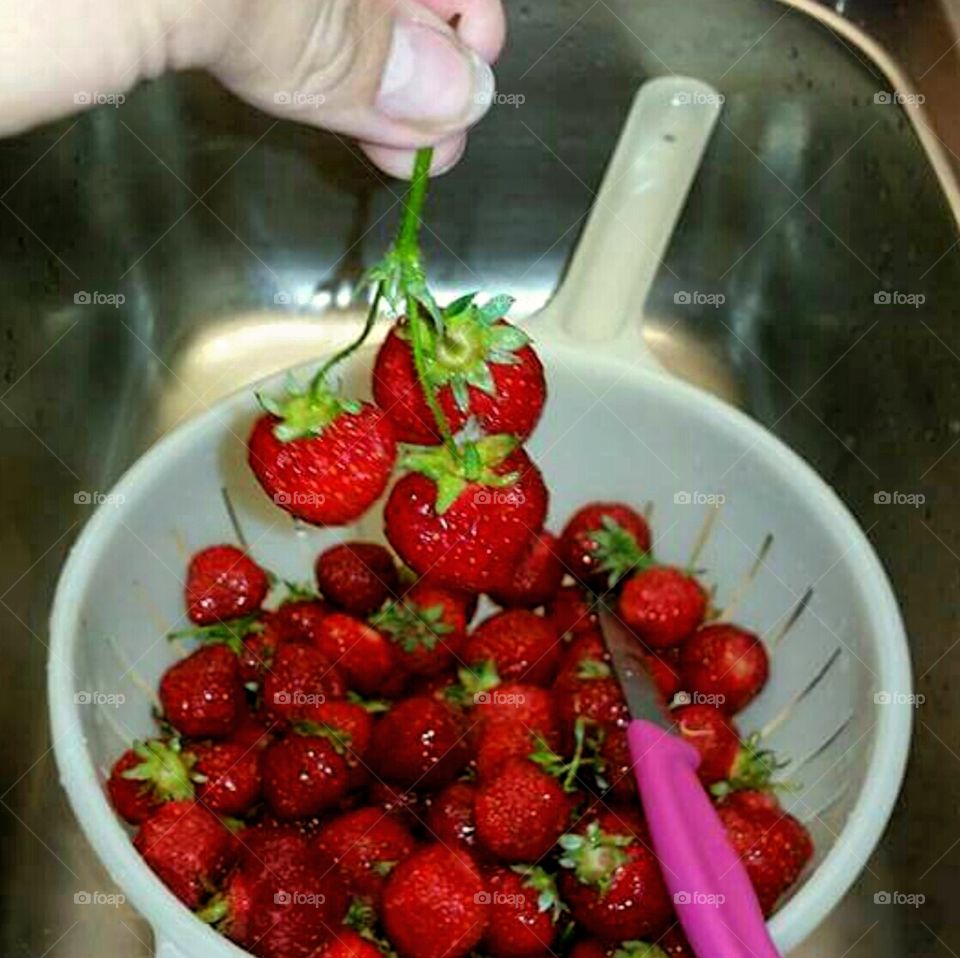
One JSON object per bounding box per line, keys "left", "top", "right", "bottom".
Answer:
{"left": 598, "top": 606, "right": 781, "bottom": 958}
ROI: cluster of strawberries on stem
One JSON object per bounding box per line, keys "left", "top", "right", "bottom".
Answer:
{"left": 106, "top": 148, "right": 812, "bottom": 958}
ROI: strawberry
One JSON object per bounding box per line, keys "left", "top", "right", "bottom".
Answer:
{"left": 474, "top": 758, "right": 571, "bottom": 862}
{"left": 673, "top": 704, "right": 779, "bottom": 792}
{"left": 190, "top": 740, "right": 262, "bottom": 816}
{"left": 548, "top": 586, "right": 598, "bottom": 639}
{"left": 316, "top": 806, "right": 417, "bottom": 904}
{"left": 554, "top": 658, "right": 629, "bottom": 743}
{"left": 384, "top": 438, "right": 548, "bottom": 593}
{"left": 370, "top": 780, "right": 423, "bottom": 827}
{"left": 371, "top": 581, "right": 467, "bottom": 676}
{"left": 315, "top": 929, "right": 385, "bottom": 958}
{"left": 554, "top": 631, "right": 608, "bottom": 690}
{"left": 261, "top": 725, "right": 351, "bottom": 819}
{"left": 678, "top": 624, "right": 770, "bottom": 714}
{"left": 304, "top": 698, "right": 375, "bottom": 788}
{"left": 133, "top": 800, "right": 239, "bottom": 908}
{"left": 716, "top": 791, "right": 813, "bottom": 914}
{"left": 382, "top": 843, "right": 490, "bottom": 958}
{"left": 659, "top": 929, "right": 696, "bottom": 958}
{"left": 239, "top": 618, "right": 282, "bottom": 682}
{"left": 247, "top": 378, "right": 396, "bottom": 527}
{"left": 472, "top": 682, "right": 559, "bottom": 742}
{"left": 369, "top": 696, "right": 470, "bottom": 789}
{"left": 488, "top": 531, "right": 564, "bottom": 609}
{"left": 159, "top": 644, "right": 245, "bottom": 739}
{"left": 559, "top": 503, "right": 652, "bottom": 589}
{"left": 372, "top": 299, "right": 546, "bottom": 445}
{"left": 476, "top": 723, "right": 549, "bottom": 782}
{"left": 425, "top": 782, "right": 479, "bottom": 853}
{"left": 221, "top": 824, "right": 348, "bottom": 958}
{"left": 558, "top": 820, "right": 672, "bottom": 942}
{"left": 316, "top": 541, "right": 399, "bottom": 615}
{"left": 271, "top": 598, "right": 331, "bottom": 644}
{"left": 312, "top": 612, "right": 400, "bottom": 696}
{"left": 581, "top": 802, "right": 648, "bottom": 843}
{"left": 263, "top": 642, "right": 346, "bottom": 724}
{"left": 482, "top": 865, "right": 563, "bottom": 958}
{"left": 108, "top": 740, "right": 194, "bottom": 824}
{"left": 571, "top": 938, "right": 676, "bottom": 958}
{"left": 642, "top": 648, "right": 683, "bottom": 700}
{"left": 618, "top": 567, "right": 707, "bottom": 648}
{"left": 594, "top": 727, "right": 637, "bottom": 803}
{"left": 463, "top": 610, "right": 561, "bottom": 686}
{"left": 185, "top": 545, "right": 270, "bottom": 625}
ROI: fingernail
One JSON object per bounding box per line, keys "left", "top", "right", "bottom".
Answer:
{"left": 377, "top": 19, "right": 495, "bottom": 128}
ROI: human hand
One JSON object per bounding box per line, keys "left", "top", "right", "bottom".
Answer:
{"left": 0, "top": 0, "right": 505, "bottom": 177}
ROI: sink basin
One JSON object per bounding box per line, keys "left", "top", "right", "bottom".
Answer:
{"left": 1, "top": 0, "right": 957, "bottom": 954}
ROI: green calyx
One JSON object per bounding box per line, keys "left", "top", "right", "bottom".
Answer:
{"left": 576, "top": 658, "right": 612, "bottom": 680}
{"left": 258, "top": 374, "right": 361, "bottom": 443}
{"left": 613, "top": 942, "right": 669, "bottom": 958}
{"left": 346, "top": 691, "right": 392, "bottom": 714}
{"left": 345, "top": 898, "right": 397, "bottom": 957}
{"left": 589, "top": 516, "right": 653, "bottom": 588}
{"left": 370, "top": 599, "right": 453, "bottom": 654}
{"left": 196, "top": 893, "right": 231, "bottom": 927}
{"left": 558, "top": 821, "right": 633, "bottom": 892}
{"left": 511, "top": 865, "right": 568, "bottom": 922}
{"left": 710, "top": 733, "right": 788, "bottom": 798}
{"left": 122, "top": 738, "right": 196, "bottom": 802}
{"left": 401, "top": 433, "right": 520, "bottom": 514}
{"left": 444, "top": 660, "right": 501, "bottom": 707}
{"left": 168, "top": 615, "right": 262, "bottom": 656}
{"left": 530, "top": 716, "right": 599, "bottom": 793}
{"left": 397, "top": 293, "right": 525, "bottom": 413}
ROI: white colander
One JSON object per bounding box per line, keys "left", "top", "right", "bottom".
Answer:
{"left": 49, "top": 77, "right": 912, "bottom": 958}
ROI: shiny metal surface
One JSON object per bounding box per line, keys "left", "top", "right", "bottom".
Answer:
{"left": 2, "top": 0, "right": 959, "bottom": 955}
{"left": 598, "top": 607, "right": 675, "bottom": 730}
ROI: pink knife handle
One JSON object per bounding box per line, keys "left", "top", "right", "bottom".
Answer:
{"left": 627, "top": 720, "right": 781, "bottom": 958}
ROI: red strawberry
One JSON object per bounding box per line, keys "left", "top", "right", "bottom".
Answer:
{"left": 312, "top": 612, "right": 400, "bottom": 695}
{"left": 108, "top": 740, "right": 194, "bottom": 824}
{"left": 642, "top": 648, "right": 683, "bottom": 700}
{"left": 554, "top": 631, "right": 608, "bottom": 689}
{"left": 190, "top": 739, "right": 262, "bottom": 816}
{"left": 472, "top": 682, "right": 558, "bottom": 742}
{"left": 232, "top": 708, "right": 280, "bottom": 750}
{"left": 463, "top": 610, "right": 561, "bottom": 686}
{"left": 679, "top": 624, "right": 770, "bottom": 714}
{"left": 476, "top": 723, "right": 549, "bottom": 782}
{"left": 238, "top": 618, "right": 282, "bottom": 682}
{"left": 482, "top": 865, "right": 562, "bottom": 958}
{"left": 372, "top": 304, "right": 546, "bottom": 445}
{"left": 316, "top": 806, "right": 416, "bottom": 904}
{"left": 133, "top": 800, "right": 239, "bottom": 908}
{"left": 594, "top": 727, "right": 637, "bottom": 803}
{"left": 548, "top": 586, "right": 598, "bottom": 639}
{"left": 673, "top": 703, "right": 775, "bottom": 789}
{"left": 232, "top": 825, "right": 348, "bottom": 958}
{"left": 315, "top": 929, "right": 385, "bottom": 958}
{"left": 316, "top": 541, "right": 399, "bottom": 615}
{"left": 558, "top": 820, "right": 671, "bottom": 942}
{"left": 304, "top": 698, "right": 375, "bottom": 788}
{"left": 159, "top": 644, "right": 245, "bottom": 739}
{"left": 618, "top": 567, "right": 707, "bottom": 648}
{"left": 185, "top": 545, "right": 270, "bottom": 625}
{"left": 384, "top": 439, "right": 548, "bottom": 593}
{"left": 474, "top": 759, "right": 571, "bottom": 862}
{"left": 247, "top": 380, "right": 396, "bottom": 527}
{"left": 554, "top": 659, "right": 629, "bottom": 743}
{"left": 271, "top": 598, "right": 331, "bottom": 644}
{"left": 716, "top": 792, "right": 813, "bottom": 914}
{"left": 370, "top": 780, "right": 423, "bottom": 827}
{"left": 382, "top": 843, "right": 490, "bottom": 958}
{"left": 488, "top": 531, "right": 564, "bottom": 609}
{"left": 261, "top": 726, "right": 350, "bottom": 819}
{"left": 425, "top": 782, "right": 479, "bottom": 853}
{"left": 582, "top": 802, "right": 648, "bottom": 842}
{"left": 263, "top": 642, "right": 346, "bottom": 724}
{"left": 372, "top": 581, "right": 467, "bottom": 676}
{"left": 559, "top": 503, "right": 651, "bottom": 588}
{"left": 659, "top": 928, "right": 696, "bottom": 958}
{"left": 369, "top": 696, "right": 470, "bottom": 789}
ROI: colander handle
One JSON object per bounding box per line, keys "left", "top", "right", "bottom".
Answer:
{"left": 627, "top": 719, "right": 782, "bottom": 958}
{"left": 540, "top": 76, "right": 721, "bottom": 366}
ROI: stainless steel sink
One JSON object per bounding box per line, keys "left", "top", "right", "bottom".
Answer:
{"left": 2, "top": 0, "right": 958, "bottom": 954}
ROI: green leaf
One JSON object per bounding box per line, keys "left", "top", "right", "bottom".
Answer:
{"left": 451, "top": 377, "right": 471, "bottom": 413}
{"left": 444, "top": 293, "right": 478, "bottom": 318}
{"left": 435, "top": 473, "right": 467, "bottom": 514}
{"left": 478, "top": 294, "right": 515, "bottom": 323}
{"left": 465, "top": 360, "right": 496, "bottom": 396}
{"left": 488, "top": 324, "right": 530, "bottom": 353}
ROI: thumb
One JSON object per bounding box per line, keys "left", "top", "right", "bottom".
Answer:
{"left": 206, "top": 0, "right": 499, "bottom": 175}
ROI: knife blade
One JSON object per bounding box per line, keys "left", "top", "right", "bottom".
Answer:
{"left": 598, "top": 605, "right": 674, "bottom": 732}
